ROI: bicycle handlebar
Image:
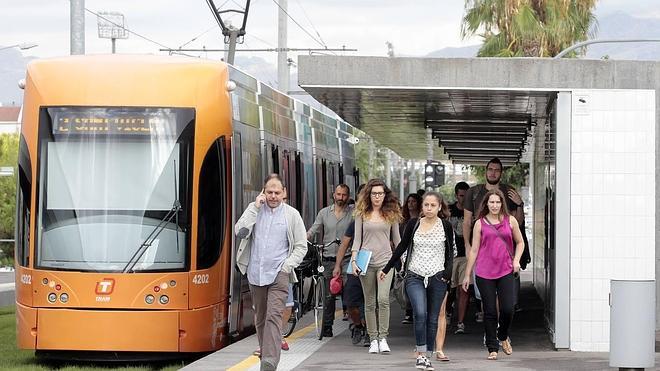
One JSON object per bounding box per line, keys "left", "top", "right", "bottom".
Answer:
{"left": 306, "top": 239, "right": 341, "bottom": 248}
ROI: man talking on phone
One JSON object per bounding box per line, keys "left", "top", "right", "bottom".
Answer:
{"left": 235, "top": 174, "right": 307, "bottom": 371}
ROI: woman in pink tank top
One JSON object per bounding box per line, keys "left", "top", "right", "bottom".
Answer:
{"left": 461, "top": 189, "right": 524, "bottom": 361}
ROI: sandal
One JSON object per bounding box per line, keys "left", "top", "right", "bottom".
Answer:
{"left": 501, "top": 338, "right": 513, "bottom": 355}
{"left": 487, "top": 351, "right": 498, "bottom": 360}
{"left": 435, "top": 351, "right": 450, "bottom": 362}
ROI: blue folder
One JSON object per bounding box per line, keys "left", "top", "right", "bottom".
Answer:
{"left": 346, "top": 249, "right": 371, "bottom": 276}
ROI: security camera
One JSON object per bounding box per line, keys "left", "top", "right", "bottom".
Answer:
{"left": 347, "top": 136, "right": 360, "bottom": 144}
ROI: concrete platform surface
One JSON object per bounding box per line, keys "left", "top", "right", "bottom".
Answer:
{"left": 184, "top": 276, "right": 660, "bottom": 370}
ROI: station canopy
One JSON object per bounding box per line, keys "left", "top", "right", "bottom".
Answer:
{"left": 297, "top": 56, "right": 568, "bottom": 165}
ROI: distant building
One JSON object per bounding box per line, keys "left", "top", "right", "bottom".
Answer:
{"left": 0, "top": 106, "right": 20, "bottom": 134}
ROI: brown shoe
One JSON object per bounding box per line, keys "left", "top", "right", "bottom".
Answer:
{"left": 487, "top": 351, "right": 498, "bottom": 360}
{"left": 501, "top": 338, "right": 513, "bottom": 355}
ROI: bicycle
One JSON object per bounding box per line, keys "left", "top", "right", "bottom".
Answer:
{"left": 282, "top": 239, "right": 339, "bottom": 340}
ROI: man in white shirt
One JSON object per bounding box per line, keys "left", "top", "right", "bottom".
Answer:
{"left": 235, "top": 174, "right": 307, "bottom": 371}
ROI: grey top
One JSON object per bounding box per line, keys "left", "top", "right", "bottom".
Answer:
{"left": 248, "top": 203, "right": 289, "bottom": 286}
{"left": 307, "top": 204, "right": 354, "bottom": 257}
{"left": 351, "top": 215, "right": 401, "bottom": 268}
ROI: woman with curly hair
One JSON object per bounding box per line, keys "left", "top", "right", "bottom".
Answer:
{"left": 350, "top": 178, "right": 402, "bottom": 354}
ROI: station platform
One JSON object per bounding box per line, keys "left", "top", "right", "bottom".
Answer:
{"left": 183, "top": 272, "right": 660, "bottom": 370}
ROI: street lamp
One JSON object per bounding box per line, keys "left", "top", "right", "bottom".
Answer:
{"left": 0, "top": 43, "right": 38, "bottom": 52}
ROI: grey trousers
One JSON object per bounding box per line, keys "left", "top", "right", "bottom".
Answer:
{"left": 250, "top": 271, "right": 289, "bottom": 371}
{"left": 360, "top": 265, "right": 393, "bottom": 340}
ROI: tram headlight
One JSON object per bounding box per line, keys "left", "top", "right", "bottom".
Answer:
{"left": 42, "top": 278, "right": 49, "bottom": 285}
{"left": 145, "top": 294, "right": 155, "bottom": 304}
{"left": 60, "top": 293, "right": 69, "bottom": 303}
{"left": 47, "top": 293, "right": 57, "bottom": 303}
{"left": 159, "top": 295, "right": 169, "bottom": 305}
{"left": 169, "top": 280, "right": 176, "bottom": 287}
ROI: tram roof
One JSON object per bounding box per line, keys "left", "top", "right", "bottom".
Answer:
{"left": 298, "top": 56, "right": 660, "bottom": 165}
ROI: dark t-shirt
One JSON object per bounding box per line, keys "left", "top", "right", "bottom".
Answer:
{"left": 448, "top": 202, "right": 465, "bottom": 257}
{"left": 463, "top": 183, "right": 518, "bottom": 218}
{"left": 345, "top": 220, "right": 355, "bottom": 239}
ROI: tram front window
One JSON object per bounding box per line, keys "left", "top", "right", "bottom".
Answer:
{"left": 36, "top": 107, "right": 194, "bottom": 272}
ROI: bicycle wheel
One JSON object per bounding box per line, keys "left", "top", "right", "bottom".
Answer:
{"left": 314, "top": 275, "right": 326, "bottom": 340}
{"left": 282, "top": 306, "right": 297, "bottom": 338}
{"left": 283, "top": 281, "right": 300, "bottom": 338}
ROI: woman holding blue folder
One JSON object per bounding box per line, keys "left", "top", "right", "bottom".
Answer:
{"left": 350, "top": 178, "right": 402, "bottom": 355}
{"left": 380, "top": 191, "right": 454, "bottom": 371}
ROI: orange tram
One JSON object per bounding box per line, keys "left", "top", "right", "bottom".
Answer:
{"left": 15, "top": 55, "right": 357, "bottom": 359}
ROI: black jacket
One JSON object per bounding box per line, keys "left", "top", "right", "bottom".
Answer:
{"left": 382, "top": 217, "right": 454, "bottom": 281}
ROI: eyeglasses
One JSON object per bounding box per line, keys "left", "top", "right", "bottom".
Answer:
{"left": 370, "top": 192, "right": 385, "bottom": 198}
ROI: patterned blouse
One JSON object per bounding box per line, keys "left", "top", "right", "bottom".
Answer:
{"left": 408, "top": 219, "right": 446, "bottom": 286}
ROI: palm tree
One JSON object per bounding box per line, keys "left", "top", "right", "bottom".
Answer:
{"left": 461, "top": 0, "right": 598, "bottom": 57}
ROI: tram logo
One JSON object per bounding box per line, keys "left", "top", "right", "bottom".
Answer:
{"left": 95, "top": 278, "right": 115, "bottom": 295}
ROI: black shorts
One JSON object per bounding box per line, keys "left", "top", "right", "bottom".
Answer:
{"left": 343, "top": 274, "right": 364, "bottom": 307}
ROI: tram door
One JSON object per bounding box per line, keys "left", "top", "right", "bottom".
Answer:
{"left": 281, "top": 150, "right": 293, "bottom": 207}
{"left": 229, "top": 133, "right": 252, "bottom": 338}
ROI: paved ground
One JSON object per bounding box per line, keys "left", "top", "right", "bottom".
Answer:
{"left": 0, "top": 271, "right": 15, "bottom": 307}
{"left": 184, "top": 273, "right": 660, "bottom": 370}
{"left": 0, "top": 271, "right": 14, "bottom": 284}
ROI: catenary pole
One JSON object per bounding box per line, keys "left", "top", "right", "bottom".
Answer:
{"left": 70, "top": 0, "right": 85, "bottom": 55}
{"left": 277, "top": 0, "right": 289, "bottom": 93}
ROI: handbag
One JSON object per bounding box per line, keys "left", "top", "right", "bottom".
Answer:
{"left": 483, "top": 217, "right": 519, "bottom": 278}
{"left": 392, "top": 271, "right": 409, "bottom": 310}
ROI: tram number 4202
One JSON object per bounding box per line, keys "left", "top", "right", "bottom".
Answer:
{"left": 20, "top": 274, "right": 31, "bottom": 284}
{"left": 192, "top": 274, "right": 209, "bottom": 285}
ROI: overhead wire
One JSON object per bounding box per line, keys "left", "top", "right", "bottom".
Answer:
{"left": 178, "top": 25, "right": 218, "bottom": 49}
{"left": 83, "top": 7, "right": 196, "bottom": 57}
{"left": 292, "top": 0, "right": 327, "bottom": 48}
{"left": 270, "top": 0, "right": 326, "bottom": 49}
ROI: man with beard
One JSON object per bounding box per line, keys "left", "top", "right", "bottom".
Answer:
{"left": 307, "top": 184, "right": 354, "bottom": 337}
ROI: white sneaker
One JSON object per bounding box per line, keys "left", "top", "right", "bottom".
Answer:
{"left": 378, "top": 338, "right": 391, "bottom": 353}
{"left": 415, "top": 355, "right": 428, "bottom": 369}
{"left": 368, "top": 339, "right": 380, "bottom": 353}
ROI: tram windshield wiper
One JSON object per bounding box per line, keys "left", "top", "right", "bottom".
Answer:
{"left": 122, "top": 160, "right": 181, "bottom": 273}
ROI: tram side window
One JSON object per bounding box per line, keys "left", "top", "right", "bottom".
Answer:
{"left": 16, "top": 134, "right": 31, "bottom": 267}
{"left": 197, "top": 137, "right": 227, "bottom": 270}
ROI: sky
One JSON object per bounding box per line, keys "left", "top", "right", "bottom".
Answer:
{"left": 3, "top": 0, "right": 660, "bottom": 66}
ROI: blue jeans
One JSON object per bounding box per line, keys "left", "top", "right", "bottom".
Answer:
{"left": 405, "top": 270, "right": 447, "bottom": 353}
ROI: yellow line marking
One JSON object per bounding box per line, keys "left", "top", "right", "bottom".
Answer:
{"left": 227, "top": 310, "right": 342, "bottom": 371}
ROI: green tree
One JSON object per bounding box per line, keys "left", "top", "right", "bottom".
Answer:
{"left": 461, "top": 0, "right": 595, "bottom": 187}
{"left": 462, "top": 0, "right": 598, "bottom": 57}
{"left": 0, "top": 133, "right": 18, "bottom": 264}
